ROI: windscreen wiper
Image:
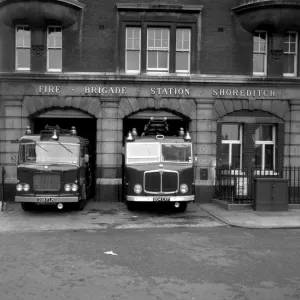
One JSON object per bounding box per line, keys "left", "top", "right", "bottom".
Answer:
{"left": 57, "top": 141, "right": 73, "bottom": 154}
{"left": 35, "top": 142, "right": 48, "bottom": 152}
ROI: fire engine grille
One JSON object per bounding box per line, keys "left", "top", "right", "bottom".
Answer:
{"left": 33, "top": 173, "right": 61, "bottom": 192}
{"left": 144, "top": 171, "right": 178, "bottom": 194}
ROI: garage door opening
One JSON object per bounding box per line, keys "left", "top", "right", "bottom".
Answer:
{"left": 32, "top": 110, "right": 97, "bottom": 198}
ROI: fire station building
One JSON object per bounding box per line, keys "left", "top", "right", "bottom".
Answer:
{"left": 1, "top": 0, "right": 300, "bottom": 204}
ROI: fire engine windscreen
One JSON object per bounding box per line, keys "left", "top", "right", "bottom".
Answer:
{"left": 161, "top": 143, "right": 192, "bottom": 163}
{"left": 19, "top": 142, "right": 80, "bottom": 164}
{"left": 126, "top": 143, "right": 192, "bottom": 164}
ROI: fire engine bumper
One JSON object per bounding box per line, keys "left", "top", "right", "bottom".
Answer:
{"left": 126, "top": 195, "right": 194, "bottom": 202}
{"left": 15, "top": 196, "right": 79, "bottom": 203}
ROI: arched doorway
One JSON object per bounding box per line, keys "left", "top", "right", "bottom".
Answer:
{"left": 31, "top": 108, "right": 97, "bottom": 197}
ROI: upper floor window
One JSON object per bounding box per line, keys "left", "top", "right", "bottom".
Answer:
{"left": 125, "top": 27, "right": 141, "bottom": 73}
{"left": 253, "top": 31, "right": 267, "bottom": 76}
{"left": 16, "top": 25, "right": 31, "bottom": 71}
{"left": 254, "top": 125, "right": 275, "bottom": 170}
{"left": 221, "top": 124, "right": 242, "bottom": 169}
{"left": 147, "top": 28, "right": 169, "bottom": 72}
{"left": 124, "top": 26, "right": 193, "bottom": 74}
{"left": 47, "top": 26, "right": 62, "bottom": 72}
{"left": 176, "top": 29, "right": 191, "bottom": 73}
{"left": 284, "top": 32, "right": 298, "bottom": 77}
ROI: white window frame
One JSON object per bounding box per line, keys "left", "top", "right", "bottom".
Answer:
{"left": 253, "top": 30, "right": 268, "bottom": 76}
{"left": 254, "top": 125, "right": 276, "bottom": 171}
{"left": 15, "top": 25, "right": 31, "bottom": 71}
{"left": 147, "top": 28, "right": 169, "bottom": 73}
{"left": 125, "top": 27, "right": 141, "bottom": 74}
{"left": 221, "top": 124, "right": 243, "bottom": 169}
{"left": 176, "top": 28, "right": 191, "bottom": 74}
{"left": 283, "top": 31, "right": 298, "bottom": 77}
{"left": 47, "top": 26, "right": 62, "bottom": 72}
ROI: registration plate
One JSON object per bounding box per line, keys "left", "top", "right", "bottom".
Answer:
{"left": 37, "top": 197, "right": 54, "bottom": 203}
{"left": 153, "top": 196, "right": 170, "bottom": 202}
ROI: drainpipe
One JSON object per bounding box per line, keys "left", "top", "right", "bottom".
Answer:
{"left": 0, "top": 166, "right": 6, "bottom": 211}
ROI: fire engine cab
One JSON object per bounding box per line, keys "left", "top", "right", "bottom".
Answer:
{"left": 124, "top": 117, "right": 195, "bottom": 212}
{"left": 12, "top": 125, "right": 92, "bottom": 211}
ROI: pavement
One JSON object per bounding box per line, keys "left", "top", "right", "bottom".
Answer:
{"left": 200, "top": 203, "right": 300, "bottom": 229}
{"left": 1, "top": 200, "right": 300, "bottom": 231}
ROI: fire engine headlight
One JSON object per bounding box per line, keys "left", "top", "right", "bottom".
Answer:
{"left": 23, "top": 184, "right": 30, "bottom": 192}
{"left": 16, "top": 184, "right": 23, "bottom": 192}
{"left": 134, "top": 184, "right": 142, "bottom": 194}
{"left": 64, "top": 184, "right": 71, "bottom": 192}
{"left": 71, "top": 184, "right": 78, "bottom": 192}
{"left": 180, "top": 184, "right": 188, "bottom": 194}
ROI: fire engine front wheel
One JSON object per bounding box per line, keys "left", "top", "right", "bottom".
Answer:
{"left": 126, "top": 201, "right": 137, "bottom": 211}
{"left": 21, "top": 202, "right": 35, "bottom": 212}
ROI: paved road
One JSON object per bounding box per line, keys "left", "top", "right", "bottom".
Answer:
{"left": 1, "top": 226, "right": 300, "bottom": 300}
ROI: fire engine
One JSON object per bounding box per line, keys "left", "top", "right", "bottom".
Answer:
{"left": 124, "top": 117, "right": 195, "bottom": 212}
{"left": 12, "top": 125, "right": 92, "bottom": 211}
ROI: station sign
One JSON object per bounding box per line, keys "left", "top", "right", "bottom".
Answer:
{"left": 38, "top": 85, "right": 277, "bottom": 98}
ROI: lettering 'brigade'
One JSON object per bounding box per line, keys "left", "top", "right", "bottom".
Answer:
{"left": 11, "top": 125, "right": 92, "bottom": 211}
{"left": 124, "top": 117, "right": 195, "bottom": 212}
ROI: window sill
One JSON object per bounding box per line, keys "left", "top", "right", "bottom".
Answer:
{"left": 254, "top": 170, "right": 278, "bottom": 176}
{"left": 253, "top": 73, "right": 267, "bottom": 77}
{"left": 220, "top": 170, "right": 245, "bottom": 175}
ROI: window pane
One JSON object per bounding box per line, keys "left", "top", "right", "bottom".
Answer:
{"left": 283, "top": 41, "right": 289, "bottom": 53}
{"left": 148, "top": 29, "right": 154, "bottom": 39}
{"left": 162, "top": 29, "right": 168, "bottom": 40}
{"left": 290, "top": 42, "right": 296, "bottom": 53}
{"left": 17, "top": 27, "right": 30, "bottom": 47}
{"left": 232, "top": 144, "right": 241, "bottom": 169}
{"left": 255, "top": 144, "right": 262, "bottom": 168}
{"left": 253, "top": 53, "right": 265, "bottom": 73}
{"left": 126, "top": 51, "right": 139, "bottom": 71}
{"left": 147, "top": 29, "right": 154, "bottom": 47}
{"left": 176, "top": 52, "right": 189, "bottom": 71}
{"left": 17, "top": 49, "right": 30, "bottom": 69}
{"left": 290, "top": 33, "right": 297, "bottom": 43}
{"left": 127, "top": 28, "right": 133, "bottom": 39}
{"left": 254, "top": 32, "right": 267, "bottom": 52}
{"left": 134, "top": 38, "right": 140, "bottom": 49}
{"left": 49, "top": 49, "right": 62, "bottom": 70}
{"left": 148, "top": 51, "right": 157, "bottom": 68}
{"left": 284, "top": 54, "right": 295, "bottom": 74}
{"left": 16, "top": 30, "right": 23, "bottom": 47}
{"left": 222, "top": 124, "right": 240, "bottom": 140}
{"left": 48, "top": 27, "right": 55, "bottom": 34}
{"left": 155, "top": 36, "right": 161, "bottom": 48}
{"left": 55, "top": 34, "right": 62, "bottom": 48}
{"left": 255, "top": 125, "right": 273, "bottom": 141}
{"left": 48, "top": 34, "right": 55, "bottom": 48}
{"left": 265, "top": 145, "right": 274, "bottom": 170}
{"left": 158, "top": 51, "right": 168, "bottom": 69}
{"left": 220, "top": 144, "right": 229, "bottom": 168}
{"left": 23, "top": 28, "right": 30, "bottom": 47}
{"left": 253, "top": 41, "right": 260, "bottom": 52}
{"left": 48, "top": 27, "right": 61, "bottom": 48}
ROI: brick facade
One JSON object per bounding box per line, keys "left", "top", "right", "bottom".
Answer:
{"left": 0, "top": 0, "right": 300, "bottom": 204}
